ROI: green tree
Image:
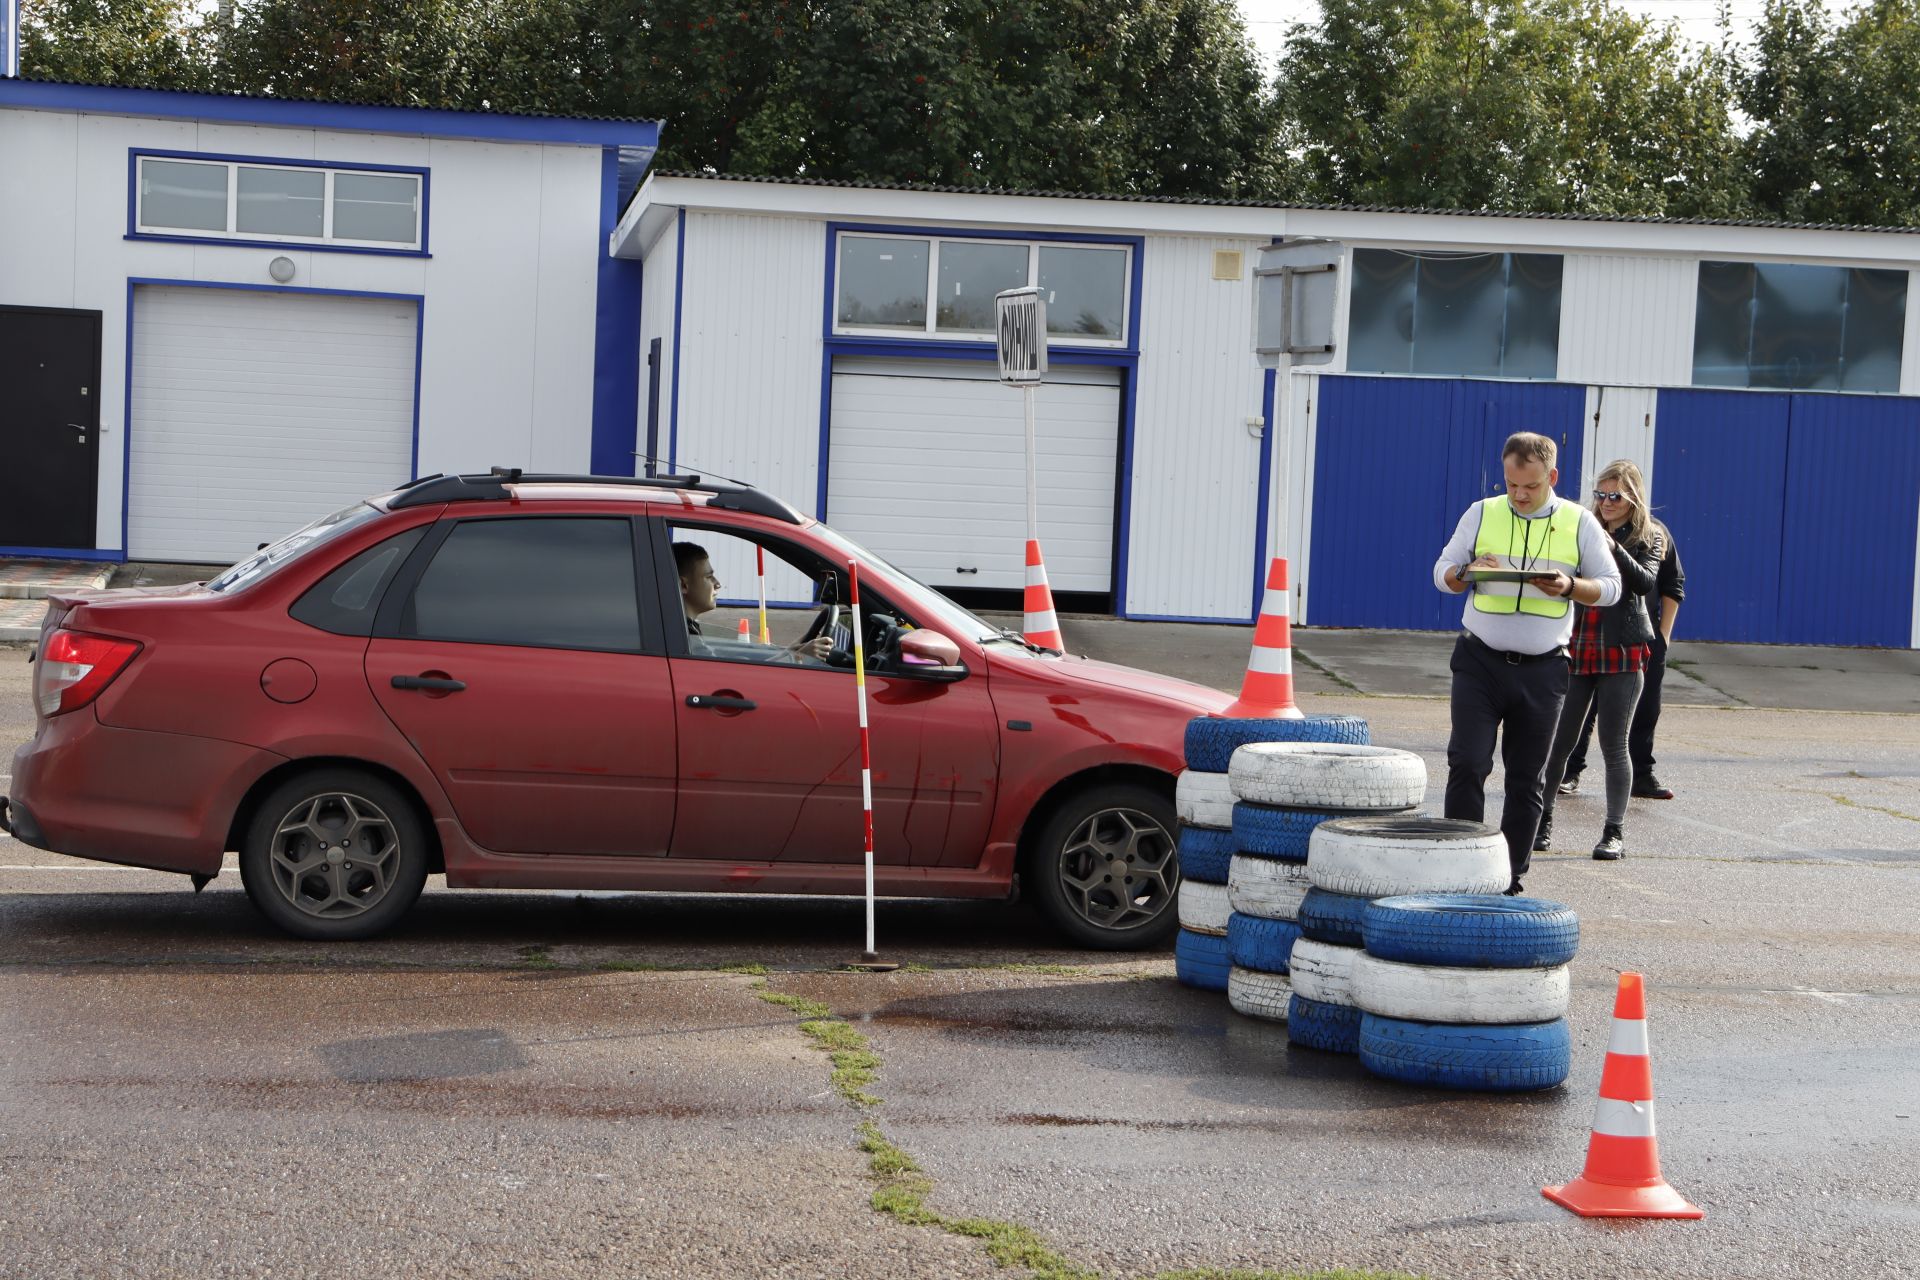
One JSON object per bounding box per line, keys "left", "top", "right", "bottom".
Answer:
{"left": 1741, "top": 0, "right": 1920, "bottom": 225}
{"left": 20, "top": 0, "right": 218, "bottom": 91}
{"left": 1275, "top": 0, "right": 1748, "bottom": 217}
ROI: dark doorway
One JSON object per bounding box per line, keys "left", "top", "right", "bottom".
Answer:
{"left": 0, "top": 306, "right": 102, "bottom": 551}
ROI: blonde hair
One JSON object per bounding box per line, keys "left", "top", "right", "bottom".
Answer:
{"left": 1592, "top": 459, "right": 1650, "bottom": 544}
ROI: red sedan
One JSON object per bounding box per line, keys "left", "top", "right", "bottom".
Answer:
{"left": 3, "top": 471, "right": 1230, "bottom": 947}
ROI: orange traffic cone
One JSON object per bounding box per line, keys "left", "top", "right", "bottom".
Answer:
{"left": 737, "top": 617, "right": 752, "bottom": 641}
{"left": 1023, "top": 539, "right": 1064, "bottom": 651}
{"left": 1543, "top": 972, "right": 1703, "bottom": 1219}
{"left": 1222, "top": 558, "right": 1303, "bottom": 719}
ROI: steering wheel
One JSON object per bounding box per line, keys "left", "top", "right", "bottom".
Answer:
{"left": 797, "top": 604, "right": 835, "bottom": 646}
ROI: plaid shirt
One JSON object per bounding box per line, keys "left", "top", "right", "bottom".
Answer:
{"left": 1568, "top": 602, "right": 1650, "bottom": 676}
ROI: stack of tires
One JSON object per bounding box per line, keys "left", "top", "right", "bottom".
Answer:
{"left": 1352, "top": 893, "right": 1580, "bottom": 1092}
{"left": 1174, "top": 714, "right": 1369, "bottom": 994}
{"left": 1221, "top": 738, "right": 1423, "bottom": 1028}
{"left": 1290, "top": 815, "right": 1514, "bottom": 1054}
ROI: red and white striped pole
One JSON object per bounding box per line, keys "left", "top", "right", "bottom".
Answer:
{"left": 848, "top": 558, "right": 878, "bottom": 961}
{"left": 755, "top": 543, "right": 770, "bottom": 644}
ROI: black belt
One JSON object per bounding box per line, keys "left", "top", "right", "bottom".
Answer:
{"left": 1463, "top": 631, "right": 1567, "bottom": 665}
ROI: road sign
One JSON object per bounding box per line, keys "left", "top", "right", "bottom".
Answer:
{"left": 995, "top": 287, "right": 1048, "bottom": 385}
{"left": 1255, "top": 239, "right": 1343, "bottom": 369}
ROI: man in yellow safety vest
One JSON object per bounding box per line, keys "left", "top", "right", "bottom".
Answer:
{"left": 1433, "top": 431, "right": 1623, "bottom": 894}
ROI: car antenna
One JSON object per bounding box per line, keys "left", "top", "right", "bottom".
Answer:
{"left": 631, "top": 450, "right": 755, "bottom": 490}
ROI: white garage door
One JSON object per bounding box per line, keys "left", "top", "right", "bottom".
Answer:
{"left": 128, "top": 285, "right": 418, "bottom": 563}
{"left": 826, "top": 357, "right": 1120, "bottom": 594}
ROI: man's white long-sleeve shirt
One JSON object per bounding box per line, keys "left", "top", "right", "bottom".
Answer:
{"left": 1433, "top": 495, "right": 1623, "bottom": 655}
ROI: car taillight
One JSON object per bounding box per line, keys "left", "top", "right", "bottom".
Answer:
{"left": 34, "top": 628, "right": 142, "bottom": 717}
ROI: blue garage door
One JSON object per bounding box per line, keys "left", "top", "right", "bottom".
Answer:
{"left": 1656, "top": 389, "right": 1920, "bottom": 646}
{"left": 1309, "top": 377, "right": 1587, "bottom": 629}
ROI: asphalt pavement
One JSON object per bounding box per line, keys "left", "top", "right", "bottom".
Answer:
{"left": 2, "top": 614, "right": 1918, "bottom": 1279}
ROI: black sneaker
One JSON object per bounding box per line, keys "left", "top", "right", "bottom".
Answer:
{"left": 1532, "top": 811, "right": 1554, "bottom": 853}
{"left": 1557, "top": 775, "right": 1581, "bottom": 796}
{"left": 1503, "top": 879, "right": 1525, "bottom": 896}
{"left": 1592, "top": 822, "right": 1625, "bottom": 860}
{"left": 1631, "top": 774, "right": 1674, "bottom": 800}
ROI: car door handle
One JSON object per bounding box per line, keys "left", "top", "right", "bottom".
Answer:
{"left": 391, "top": 674, "right": 466, "bottom": 692}
{"left": 686, "top": 693, "right": 755, "bottom": 711}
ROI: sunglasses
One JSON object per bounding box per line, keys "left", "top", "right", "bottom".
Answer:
{"left": 1593, "top": 490, "right": 1627, "bottom": 502}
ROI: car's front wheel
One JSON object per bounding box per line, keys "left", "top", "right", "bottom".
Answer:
{"left": 239, "top": 768, "right": 429, "bottom": 940}
{"left": 1028, "top": 781, "right": 1180, "bottom": 950}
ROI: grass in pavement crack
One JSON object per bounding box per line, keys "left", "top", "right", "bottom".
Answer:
{"left": 1291, "top": 649, "right": 1365, "bottom": 695}
{"left": 756, "top": 988, "right": 881, "bottom": 1106}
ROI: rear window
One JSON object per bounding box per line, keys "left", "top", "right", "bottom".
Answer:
{"left": 289, "top": 526, "right": 427, "bottom": 636}
{"left": 208, "top": 502, "right": 387, "bottom": 594}
{"left": 401, "top": 517, "right": 643, "bottom": 652}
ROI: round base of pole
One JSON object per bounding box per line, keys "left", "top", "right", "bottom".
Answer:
{"left": 846, "top": 952, "right": 900, "bottom": 973}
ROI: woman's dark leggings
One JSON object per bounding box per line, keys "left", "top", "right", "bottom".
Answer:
{"left": 1543, "top": 670, "right": 1644, "bottom": 827}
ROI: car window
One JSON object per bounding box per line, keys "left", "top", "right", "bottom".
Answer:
{"left": 402, "top": 517, "right": 643, "bottom": 652}
{"left": 208, "top": 501, "right": 386, "bottom": 593}
{"left": 667, "top": 524, "right": 907, "bottom": 670}
{"left": 289, "top": 525, "right": 426, "bottom": 636}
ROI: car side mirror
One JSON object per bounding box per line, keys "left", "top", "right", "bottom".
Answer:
{"left": 816, "top": 572, "right": 840, "bottom": 606}
{"left": 895, "top": 630, "right": 967, "bottom": 682}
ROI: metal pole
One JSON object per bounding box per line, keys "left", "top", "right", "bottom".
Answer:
{"left": 848, "top": 558, "right": 876, "bottom": 960}
{"left": 756, "top": 543, "right": 770, "bottom": 644}
{"left": 1024, "top": 384, "right": 1038, "bottom": 547}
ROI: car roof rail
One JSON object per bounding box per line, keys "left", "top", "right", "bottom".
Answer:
{"left": 385, "top": 470, "right": 801, "bottom": 523}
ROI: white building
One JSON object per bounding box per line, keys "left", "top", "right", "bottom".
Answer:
{"left": 613, "top": 173, "right": 1920, "bottom": 649}
{"left": 0, "top": 78, "right": 657, "bottom": 564}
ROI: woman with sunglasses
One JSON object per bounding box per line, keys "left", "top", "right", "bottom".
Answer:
{"left": 1534, "top": 460, "right": 1666, "bottom": 860}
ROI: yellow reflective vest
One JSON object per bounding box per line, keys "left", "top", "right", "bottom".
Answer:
{"left": 1470, "top": 498, "right": 1582, "bottom": 618}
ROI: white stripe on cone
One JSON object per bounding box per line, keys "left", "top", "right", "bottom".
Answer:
{"left": 1607, "top": 1018, "right": 1651, "bottom": 1057}
{"left": 1591, "top": 1097, "right": 1658, "bottom": 1139}
{"left": 1246, "top": 647, "right": 1293, "bottom": 675}
{"left": 1260, "top": 586, "right": 1291, "bottom": 618}
{"left": 1025, "top": 610, "right": 1060, "bottom": 632}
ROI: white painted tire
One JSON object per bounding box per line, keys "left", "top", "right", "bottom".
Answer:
{"left": 1227, "top": 966, "right": 1292, "bottom": 1022}
{"left": 1228, "top": 855, "right": 1313, "bottom": 921}
{"left": 1175, "top": 769, "right": 1234, "bottom": 829}
{"left": 1177, "top": 879, "right": 1231, "bottom": 936}
{"left": 1349, "top": 951, "right": 1570, "bottom": 1024}
{"left": 1305, "top": 817, "right": 1511, "bottom": 897}
{"left": 1287, "top": 938, "right": 1359, "bottom": 1007}
{"left": 1227, "top": 743, "right": 1426, "bottom": 810}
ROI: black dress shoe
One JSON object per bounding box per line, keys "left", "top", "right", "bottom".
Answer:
{"left": 1532, "top": 811, "right": 1554, "bottom": 853}
{"left": 1592, "top": 822, "right": 1625, "bottom": 860}
{"left": 1631, "top": 775, "right": 1674, "bottom": 800}
{"left": 1557, "top": 775, "right": 1580, "bottom": 796}
{"left": 1503, "top": 879, "right": 1524, "bottom": 896}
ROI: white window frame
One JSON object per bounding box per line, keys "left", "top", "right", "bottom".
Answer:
{"left": 833, "top": 231, "right": 1132, "bottom": 348}
{"left": 135, "top": 155, "right": 424, "bottom": 252}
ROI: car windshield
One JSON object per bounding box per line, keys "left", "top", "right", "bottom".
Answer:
{"left": 807, "top": 522, "right": 1009, "bottom": 644}
{"left": 207, "top": 502, "right": 386, "bottom": 593}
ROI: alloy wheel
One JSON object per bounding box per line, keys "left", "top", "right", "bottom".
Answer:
{"left": 1054, "top": 805, "right": 1177, "bottom": 933}
{"left": 267, "top": 791, "right": 404, "bottom": 920}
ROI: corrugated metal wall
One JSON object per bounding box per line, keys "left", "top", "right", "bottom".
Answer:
{"left": 638, "top": 212, "right": 679, "bottom": 473}
{"left": 1558, "top": 254, "right": 1697, "bottom": 388}
{"left": 673, "top": 211, "right": 826, "bottom": 513}
{"left": 1305, "top": 376, "right": 1587, "bottom": 630}
{"left": 1125, "top": 234, "right": 1271, "bottom": 619}
{"left": 1656, "top": 388, "right": 1920, "bottom": 646}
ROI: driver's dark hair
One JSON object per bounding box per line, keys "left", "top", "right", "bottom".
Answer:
{"left": 671, "top": 541, "right": 709, "bottom": 577}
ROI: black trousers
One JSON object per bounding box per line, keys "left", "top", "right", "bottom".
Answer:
{"left": 1565, "top": 636, "right": 1668, "bottom": 781}
{"left": 1444, "top": 635, "right": 1570, "bottom": 882}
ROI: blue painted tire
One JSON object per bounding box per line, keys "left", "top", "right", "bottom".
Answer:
{"left": 1297, "top": 887, "right": 1370, "bottom": 948}
{"left": 1226, "top": 912, "right": 1302, "bottom": 973}
{"left": 1287, "top": 994, "right": 1361, "bottom": 1054}
{"left": 1183, "top": 714, "right": 1370, "bottom": 773}
{"left": 1175, "top": 928, "right": 1230, "bottom": 992}
{"left": 1362, "top": 895, "right": 1580, "bottom": 969}
{"left": 1176, "top": 825, "right": 1236, "bottom": 885}
{"left": 1231, "top": 802, "right": 1411, "bottom": 861}
{"left": 1357, "top": 1015, "right": 1572, "bottom": 1092}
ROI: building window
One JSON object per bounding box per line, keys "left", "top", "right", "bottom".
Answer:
{"left": 835, "top": 231, "right": 1131, "bottom": 345}
{"left": 1693, "top": 261, "right": 1906, "bottom": 393}
{"left": 1347, "top": 249, "right": 1563, "bottom": 380}
{"left": 134, "top": 153, "right": 425, "bottom": 251}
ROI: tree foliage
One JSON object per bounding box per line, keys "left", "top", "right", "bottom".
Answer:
{"left": 1740, "top": 0, "right": 1920, "bottom": 225}
{"left": 1274, "top": 0, "right": 1747, "bottom": 216}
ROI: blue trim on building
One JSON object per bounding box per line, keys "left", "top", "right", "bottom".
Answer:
{"left": 0, "top": 546, "right": 123, "bottom": 563}
{"left": 814, "top": 223, "right": 1146, "bottom": 604}
{"left": 668, "top": 207, "right": 687, "bottom": 471}
{"left": 590, "top": 147, "right": 644, "bottom": 476}
{"left": 1, "top": 78, "right": 660, "bottom": 149}
{"left": 126, "top": 148, "right": 433, "bottom": 256}
{"left": 1250, "top": 367, "right": 1277, "bottom": 623}
{"left": 121, "top": 277, "right": 427, "bottom": 558}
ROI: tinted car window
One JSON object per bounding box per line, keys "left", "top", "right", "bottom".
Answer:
{"left": 289, "top": 526, "right": 426, "bottom": 636}
{"left": 208, "top": 501, "right": 386, "bottom": 593}
{"left": 405, "top": 518, "right": 642, "bottom": 651}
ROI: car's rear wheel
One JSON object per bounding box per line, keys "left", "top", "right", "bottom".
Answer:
{"left": 239, "top": 768, "right": 429, "bottom": 940}
{"left": 1028, "top": 781, "right": 1180, "bottom": 950}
